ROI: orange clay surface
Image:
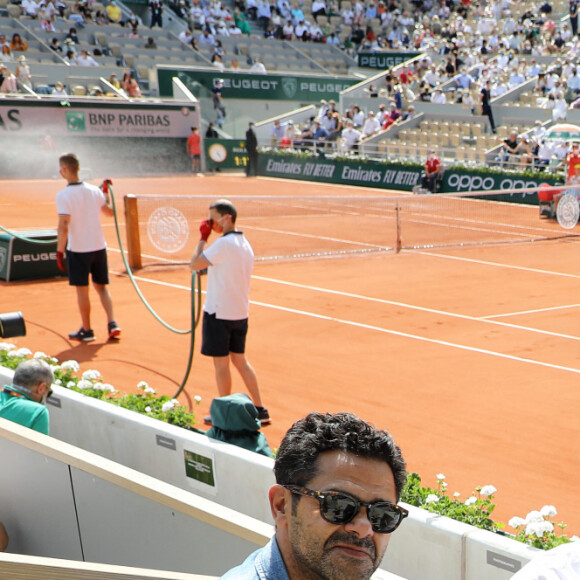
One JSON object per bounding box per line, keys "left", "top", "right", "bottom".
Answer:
{"left": 1, "top": 174, "right": 580, "bottom": 535}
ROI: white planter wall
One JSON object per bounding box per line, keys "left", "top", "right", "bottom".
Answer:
{"left": 0, "top": 365, "right": 539, "bottom": 579}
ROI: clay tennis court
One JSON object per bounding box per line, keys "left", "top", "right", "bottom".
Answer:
{"left": 1, "top": 174, "right": 579, "bottom": 536}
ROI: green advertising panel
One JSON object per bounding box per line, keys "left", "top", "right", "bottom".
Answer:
{"left": 357, "top": 52, "right": 422, "bottom": 69}
{"left": 258, "top": 152, "right": 564, "bottom": 201}
{"left": 442, "top": 170, "right": 562, "bottom": 204}
{"left": 158, "top": 67, "right": 359, "bottom": 101}
{"left": 184, "top": 450, "right": 215, "bottom": 487}
{"left": 259, "top": 153, "right": 422, "bottom": 190}
{"left": 0, "top": 231, "right": 64, "bottom": 282}
{"left": 205, "top": 138, "right": 248, "bottom": 171}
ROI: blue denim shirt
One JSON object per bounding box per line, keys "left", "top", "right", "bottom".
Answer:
{"left": 220, "top": 536, "right": 290, "bottom": 580}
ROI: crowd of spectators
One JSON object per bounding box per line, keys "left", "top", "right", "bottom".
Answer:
{"left": 268, "top": 95, "right": 417, "bottom": 152}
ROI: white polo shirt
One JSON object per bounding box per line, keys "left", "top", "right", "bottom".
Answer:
{"left": 202, "top": 231, "right": 254, "bottom": 320}
{"left": 56, "top": 182, "right": 107, "bottom": 253}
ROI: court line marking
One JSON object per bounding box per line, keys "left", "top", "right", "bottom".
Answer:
{"left": 251, "top": 275, "right": 580, "bottom": 342}
{"left": 116, "top": 272, "right": 580, "bottom": 376}
{"left": 412, "top": 249, "right": 580, "bottom": 279}
{"left": 109, "top": 246, "right": 580, "bottom": 329}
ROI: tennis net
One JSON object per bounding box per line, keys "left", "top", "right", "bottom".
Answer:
{"left": 123, "top": 190, "right": 577, "bottom": 268}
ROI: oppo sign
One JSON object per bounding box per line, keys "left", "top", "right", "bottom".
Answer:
{"left": 446, "top": 173, "right": 542, "bottom": 193}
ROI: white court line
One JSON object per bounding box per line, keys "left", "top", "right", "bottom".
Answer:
{"left": 111, "top": 245, "right": 580, "bottom": 324}
{"left": 252, "top": 275, "right": 580, "bottom": 342}
{"left": 116, "top": 272, "right": 580, "bottom": 376}
{"left": 483, "top": 303, "right": 580, "bottom": 319}
{"left": 412, "top": 249, "right": 580, "bottom": 279}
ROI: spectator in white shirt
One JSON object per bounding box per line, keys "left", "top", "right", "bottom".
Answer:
{"left": 216, "top": 20, "right": 230, "bottom": 35}
{"left": 531, "top": 120, "right": 546, "bottom": 141}
{"left": 282, "top": 19, "right": 294, "bottom": 39}
{"left": 509, "top": 70, "right": 526, "bottom": 87}
{"left": 257, "top": 0, "right": 271, "bottom": 28}
{"left": 179, "top": 28, "right": 194, "bottom": 43}
{"left": 341, "top": 5, "right": 354, "bottom": 26}
{"left": 75, "top": 50, "right": 99, "bottom": 67}
{"left": 250, "top": 57, "right": 267, "bottom": 73}
{"left": 22, "top": 0, "right": 40, "bottom": 17}
{"left": 341, "top": 121, "right": 361, "bottom": 151}
{"left": 553, "top": 92, "right": 568, "bottom": 121}
{"left": 526, "top": 60, "right": 541, "bottom": 77}
{"left": 430, "top": 87, "right": 447, "bottom": 103}
{"left": 311, "top": 0, "right": 326, "bottom": 20}
{"left": 423, "top": 65, "right": 440, "bottom": 87}
{"left": 361, "top": 111, "right": 381, "bottom": 137}
{"left": 199, "top": 29, "right": 215, "bottom": 43}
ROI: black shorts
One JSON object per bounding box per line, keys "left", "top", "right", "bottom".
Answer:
{"left": 67, "top": 248, "right": 110, "bottom": 286}
{"left": 201, "top": 312, "right": 248, "bottom": 357}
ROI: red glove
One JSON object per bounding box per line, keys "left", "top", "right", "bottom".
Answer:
{"left": 200, "top": 219, "right": 213, "bottom": 242}
{"left": 100, "top": 179, "right": 113, "bottom": 193}
{"left": 57, "top": 251, "right": 66, "bottom": 272}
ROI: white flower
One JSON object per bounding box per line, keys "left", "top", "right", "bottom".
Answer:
{"left": 453, "top": 492, "right": 461, "bottom": 498}
{"left": 61, "top": 360, "right": 80, "bottom": 372}
{"left": 540, "top": 505, "right": 557, "bottom": 518}
{"left": 570, "top": 536, "right": 580, "bottom": 542}
{"left": 94, "top": 382, "right": 104, "bottom": 391}
{"left": 194, "top": 395, "right": 202, "bottom": 403}
{"left": 442, "top": 482, "right": 448, "bottom": 488}
{"left": 145, "top": 406, "right": 152, "bottom": 413}
{"left": 162, "top": 400, "right": 175, "bottom": 413}
{"left": 436, "top": 473, "right": 446, "bottom": 480}
{"left": 525, "top": 510, "right": 544, "bottom": 524}
{"left": 509, "top": 517, "right": 526, "bottom": 529}
{"left": 33, "top": 352, "right": 48, "bottom": 359}
{"left": 525, "top": 521, "right": 554, "bottom": 538}
{"left": 82, "top": 369, "right": 101, "bottom": 381}
{"left": 14, "top": 348, "right": 32, "bottom": 357}
{"left": 425, "top": 494, "right": 439, "bottom": 504}
{"left": 144, "top": 386, "right": 156, "bottom": 394}
{"left": 102, "top": 383, "right": 116, "bottom": 393}
{"left": 137, "top": 381, "right": 149, "bottom": 389}
{"left": 7, "top": 351, "right": 18, "bottom": 358}
{"left": 55, "top": 379, "right": 62, "bottom": 385}
{"left": 76, "top": 380, "right": 93, "bottom": 390}
{"left": 0, "top": 343, "right": 15, "bottom": 351}
{"left": 480, "top": 485, "right": 497, "bottom": 497}
{"left": 67, "top": 381, "right": 76, "bottom": 388}
{"left": 465, "top": 496, "right": 478, "bottom": 506}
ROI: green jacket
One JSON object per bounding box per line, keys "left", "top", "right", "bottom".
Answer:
{"left": 207, "top": 393, "right": 273, "bottom": 457}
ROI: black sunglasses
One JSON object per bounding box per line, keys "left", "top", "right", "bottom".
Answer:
{"left": 283, "top": 485, "right": 408, "bottom": 534}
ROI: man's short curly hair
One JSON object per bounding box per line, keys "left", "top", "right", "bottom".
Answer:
{"left": 274, "top": 412, "right": 407, "bottom": 501}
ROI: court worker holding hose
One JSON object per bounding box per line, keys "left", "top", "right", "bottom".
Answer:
{"left": 189, "top": 199, "right": 270, "bottom": 426}
{"left": 56, "top": 153, "right": 121, "bottom": 343}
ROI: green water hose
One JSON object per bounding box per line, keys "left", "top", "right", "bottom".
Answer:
{"left": 0, "top": 225, "right": 57, "bottom": 243}
{"left": 0, "top": 182, "right": 202, "bottom": 401}
{"left": 106, "top": 182, "right": 202, "bottom": 400}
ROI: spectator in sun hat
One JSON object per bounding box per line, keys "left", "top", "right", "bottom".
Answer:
{"left": 430, "top": 86, "right": 447, "bottom": 104}
{"left": 15, "top": 55, "right": 31, "bottom": 90}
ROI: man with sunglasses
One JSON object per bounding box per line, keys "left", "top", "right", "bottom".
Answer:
{"left": 220, "top": 411, "right": 407, "bottom": 579}
{"left": 0, "top": 359, "right": 55, "bottom": 435}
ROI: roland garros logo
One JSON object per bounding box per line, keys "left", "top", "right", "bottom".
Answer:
{"left": 147, "top": 207, "right": 190, "bottom": 253}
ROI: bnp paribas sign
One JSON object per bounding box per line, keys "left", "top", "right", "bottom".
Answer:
{"left": 157, "top": 67, "right": 359, "bottom": 102}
